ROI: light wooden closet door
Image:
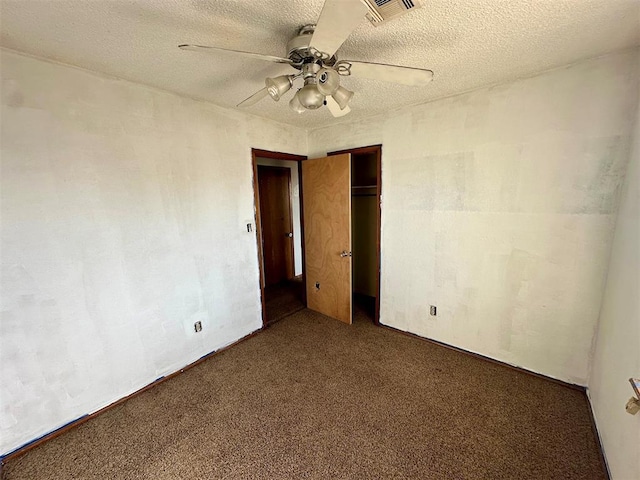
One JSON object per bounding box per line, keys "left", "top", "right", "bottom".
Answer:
{"left": 302, "top": 154, "right": 352, "bottom": 324}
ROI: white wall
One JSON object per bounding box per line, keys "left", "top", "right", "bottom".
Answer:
{"left": 0, "top": 49, "right": 307, "bottom": 456}
{"left": 309, "top": 50, "right": 639, "bottom": 385}
{"left": 256, "top": 157, "right": 303, "bottom": 276}
{"left": 2, "top": 45, "right": 638, "bottom": 461}
{"left": 588, "top": 83, "right": 640, "bottom": 479}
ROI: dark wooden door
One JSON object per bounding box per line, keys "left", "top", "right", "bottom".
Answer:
{"left": 302, "top": 154, "right": 352, "bottom": 324}
{"left": 258, "top": 166, "right": 294, "bottom": 287}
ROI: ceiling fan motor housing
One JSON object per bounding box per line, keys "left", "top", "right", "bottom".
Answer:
{"left": 287, "top": 25, "right": 336, "bottom": 68}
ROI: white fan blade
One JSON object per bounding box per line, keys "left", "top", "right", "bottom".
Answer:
{"left": 338, "top": 60, "right": 433, "bottom": 86}
{"left": 237, "top": 87, "right": 269, "bottom": 107}
{"left": 326, "top": 95, "right": 351, "bottom": 117}
{"left": 311, "top": 0, "right": 368, "bottom": 58}
{"left": 179, "top": 44, "right": 294, "bottom": 65}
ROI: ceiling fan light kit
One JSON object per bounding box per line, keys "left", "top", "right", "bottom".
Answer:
{"left": 332, "top": 86, "right": 355, "bottom": 111}
{"left": 316, "top": 67, "right": 341, "bottom": 96}
{"left": 297, "top": 84, "right": 326, "bottom": 110}
{"left": 289, "top": 92, "right": 307, "bottom": 114}
{"left": 326, "top": 96, "right": 351, "bottom": 117}
{"left": 180, "top": 0, "right": 432, "bottom": 118}
{"left": 265, "top": 75, "right": 295, "bottom": 101}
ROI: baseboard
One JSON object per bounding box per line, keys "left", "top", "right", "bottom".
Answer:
{"left": 381, "top": 323, "right": 614, "bottom": 473}
{"left": 380, "top": 323, "right": 586, "bottom": 391}
{"left": 2, "top": 321, "right": 600, "bottom": 468}
{"left": 0, "top": 327, "right": 262, "bottom": 465}
{"left": 585, "top": 389, "right": 612, "bottom": 480}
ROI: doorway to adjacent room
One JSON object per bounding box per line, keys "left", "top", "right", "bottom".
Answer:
{"left": 252, "top": 145, "right": 381, "bottom": 328}
{"left": 252, "top": 149, "right": 306, "bottom": 326}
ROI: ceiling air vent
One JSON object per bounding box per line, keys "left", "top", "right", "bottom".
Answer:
{"left": 362, "top": 0, "right": 421, "bottom": 26}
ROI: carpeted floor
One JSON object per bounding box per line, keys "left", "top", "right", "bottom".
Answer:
{"left": 264, "top": 278, "right": 305, "bottom": 324}
{"left": 2, "top": 308, "right": 607, "bottom": 479}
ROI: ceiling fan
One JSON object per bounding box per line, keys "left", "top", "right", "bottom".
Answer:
{"left": 179, "top": 0, "right": 433, "bottom": 117}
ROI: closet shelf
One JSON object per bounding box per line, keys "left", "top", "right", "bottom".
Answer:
{"left": 352, "top": 184, "right": 377, "bottom": 197}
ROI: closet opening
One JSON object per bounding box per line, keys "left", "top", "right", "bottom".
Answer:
{"left": 329, "top": 145, "right": 382, "bottom": 325}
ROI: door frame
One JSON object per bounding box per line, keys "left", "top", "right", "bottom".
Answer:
{"left": 251, "top": 149, "right": 307, "bottom": 328}
{"left": 328, "top": 144, "right": 382, "bottom": 326}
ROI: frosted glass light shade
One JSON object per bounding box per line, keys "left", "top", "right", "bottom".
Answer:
{"left": 332, "top": 86, "right": 354, "bottom": 110}
{"left": 316, "top": 68, "right": 340, "bottom": 96}
{"left": 289, "top": 90, "right": 306, "bottom": 114}
{"left": 297, "top": 84, "right": 325, "bottom": 110}
{"left": 265, "top": 75, "right": 293, "bottom": 101}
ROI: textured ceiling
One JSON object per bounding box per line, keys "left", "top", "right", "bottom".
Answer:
{"left": 1, "top": 0, "right": 639, "bottom": 128}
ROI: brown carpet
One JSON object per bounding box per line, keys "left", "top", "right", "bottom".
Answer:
{"left": 264, "top": 278, "right": 305, "bottom": 324}
{"left": 2, "top": 308, "right": 607, "bottom": 479}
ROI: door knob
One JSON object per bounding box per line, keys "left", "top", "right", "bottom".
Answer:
{"left": 285, "top": 232, "right": 293, "bottom": 238}
{"left": 340, "top": 251, "right": 352, "bottom": 257}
